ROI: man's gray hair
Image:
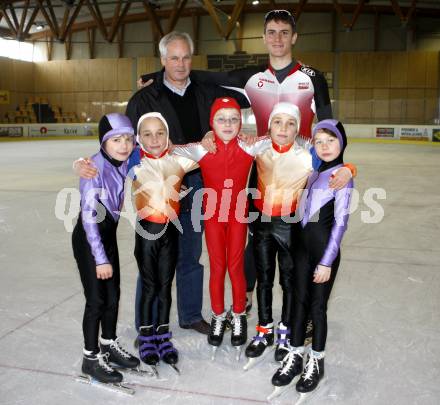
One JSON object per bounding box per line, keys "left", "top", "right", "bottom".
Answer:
{"left": 159, "top": 31, "right": 194, "bottom": 58}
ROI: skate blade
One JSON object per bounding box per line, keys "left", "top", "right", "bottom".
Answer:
{"left": 234, "top": 346, "right": 243, "bottom": 361}
{"left": 243, "top": 347, "right": 275, "bottom": 371}
{"left": 75, "top": 374, "right": 135, "bottom": 395}
{"left": 294, "top": 376, "right": 326, "bottom": 405}
{"left": 113, "top": 365, "right": 155, "bottom": 378}
{"left": 210, "top": 346, "right": 218, "bottom": 361}
{"left": 149, "top": 365, "right": 159, "bottom": 378}
{"left": 169, "top": 364, "right": 181, "bottom": 375}
{"left": 266, "top": 376, "right": 299, "bottom": 401}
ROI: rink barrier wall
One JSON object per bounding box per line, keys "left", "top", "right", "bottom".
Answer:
{"left": 1, "top": 123, "right": 440, "bottom": 144}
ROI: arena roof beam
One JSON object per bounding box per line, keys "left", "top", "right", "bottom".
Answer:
{"left": 8, "top": 2, "right": 19, "bottom": 32}
{"left": 26, "top": 2, "right": 440, "bottom": 42}
{"left": 23, "top": 5, "right": 39, "bottom": 37}
{"left": 36, "top": 0, "right": 58, "bottom": 39}
{"left": 142, "top": 0, "right": 164, "bottom": 38}
{"left": 85, "top": 0, "right": 108, "bottom": 42}
{"left": 0, "top": 6, "right": 18, "bottom": 37}
{"left": 192, "top": 13, "right": 199, "bottom": 55}
{"left": 167, "top": 0, "right": 188, "bottom": 34}
{"left": 17, "top": 0, "right": 30, "bottom": 40}
{"left": 46, "top": 0, "right": 60, "bottom": 39}
{"left": 333, "top": 0, "right": 365, "bottom": 30}
{"left": 295, "top": 0, "right": 309, "bottom": 22}
{"left": 224, "top": 0, "right": 246, "bottom": 40}
{"left": 46, "top": 35, "right": 53, "bottom": 60}
{"left": 108, "top": 0, "right": 131, "bottom": 42}
{"left": 202, "top": 0, "right": 225, "bottom": 38}
{"left": 87, "top": 27, "right": 95, "bottom": 59}
{"left": 65, "top": 31, "right": 72, "bottom": 59}
{"left": 117, "top": 24, "right": 124, "bottom": 57}
{"left": 60, "top": 0, "right": 85, "bottom": 42}
{"left": 390, "top": 0, "right": 417, "bottom": 24}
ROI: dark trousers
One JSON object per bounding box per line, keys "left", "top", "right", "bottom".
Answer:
{"left": 72, "top": 215, "right": 120, "bottom": 353}
{"left": 253, "top": 214, "right": 296, "bottom": 326}
{"left": 134, "top": 220, "right": 178, "bottom": 327}
{"left": 291, "top": 224, "right": 340, "bottom": 351}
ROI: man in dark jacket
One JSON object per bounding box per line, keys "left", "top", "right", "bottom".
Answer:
{"left": 127, "top": 31, "right": 250, "bottom": 335}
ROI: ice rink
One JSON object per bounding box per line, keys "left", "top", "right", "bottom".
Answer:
{"left": 0, "top": 138, "right": 439, "bottom": 405}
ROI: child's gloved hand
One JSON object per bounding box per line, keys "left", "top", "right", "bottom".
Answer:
{"left": 329, "top": 166, "right": 351, "bottom": 190}
{"left": 238, "top": 132, "right": 257, "bottom": 146}
{"left": 96, "top": 264, "right": 113, "bottom": 280}
{"left": 73, "top": 158, "right": 98, "bottom": 179}
{"left": 313, "top": 265, "right": 331, "bottom": 283}
{"left": 201, "top": 131, "right": 217, "bottom": 153}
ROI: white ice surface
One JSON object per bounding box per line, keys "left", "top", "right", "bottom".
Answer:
{"left": 0, "top": 140, "right": 439, "bottom": 404}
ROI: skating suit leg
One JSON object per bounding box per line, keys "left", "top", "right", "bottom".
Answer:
{"left": 72, "top": 213, "right": 120, "bottom": 352}
{"left": 134, "top": 219, "right": 178, "bottom": 327}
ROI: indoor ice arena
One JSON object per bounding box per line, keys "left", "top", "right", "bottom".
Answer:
{"left": 0, "top": 1, "right": 439, "bottom": 404}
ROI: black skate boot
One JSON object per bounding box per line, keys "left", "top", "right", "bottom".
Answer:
{"left": 243, "top": 323, "right": 274, "bottom": 370}
{"left": 138, "top": 326, "right": 159, "bottom": 366}
{"left": 100, "top": 337, "right": 140, "bottom": 370}
{"left": 296, "top": 352, "right": 325, "bottom": 393}
{"left": 272, "top": 347, "right": 304, "bottom": 386}
{"left": 267, "top": 347, "right": 304, "bottom": 400}
{"left": 274, "top": 322, "right": 291, "bottom": 362}
{"left": 208, "top": 312, "right": 227, "bottom": 346}
{"left": 156, "top": 324, "right": 179, "bottom": 370}
{"left": 231, "top": 311, "right": 247, "bottom": 361}
{"left": 231, "top": 312, "right": 247, "bottom": 346}
{"left": 81, "top": 351, "right": 123, "bottom": 384}
{"left": 208, "top": 312, "right": 227, "bottom": 360}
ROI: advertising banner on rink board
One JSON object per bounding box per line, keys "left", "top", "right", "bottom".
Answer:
{"left": 28, "top": 124, "right": 97, "bottom": 137}
{"left": 432, "top": 129, "right": 440, "bottom": 142}
{"left": 376, "top": 127, "right": 395, "bottom": 138}
{"left": 399, "top": 127, "right": 430, "bottom": 141}
{"left": 0, "top": 126, "right": 23, "bottom": 137}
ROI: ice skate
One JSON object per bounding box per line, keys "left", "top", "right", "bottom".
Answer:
{"left": 208, "top": 311, "right": 227, "bottom": 361}
{"left": 78, "top": 351, "right": 134, "bottom": 395}
{"left": 100, "top": 337, "right": 140, "bottom": 369}
{"left": 230, "top": 311, "right": 247, "bottom": 361}
{"left": 138, "top": 325, "right": 160, "bottom": 377}
{"left": 243, "top": 323, "right": 274, "bottom": 371}
{"left": 156, "top": 324, "right": 180, "bottom": 375}
{"left": 295, "top": 351, "right": 325, "bottom": 402}
{"left": 274, "top": 322, "right": 291, "bottom": 362}
{"left": 267, "top": 346, "right": 304, "bottom": 400}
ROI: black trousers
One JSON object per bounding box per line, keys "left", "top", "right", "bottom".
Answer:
{"left": 291, "top": 222, "right": 340, "bottom": 352}
{"left": 72, "top": 214, "right": 120, "bottom": 353}
{"left": 134, "top": 219, "right": 178, "bottom": 328}
{"left": 253, "top": 214, "right": 297, "bottom": 326}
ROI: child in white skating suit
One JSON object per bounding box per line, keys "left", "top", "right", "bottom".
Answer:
{"left": 272, "top": 119, "right": 353, "bottom": 394}
{"left": 132, "top": 112, "right": 199, "bottom": 371}
{"left": 245, "top": 105, "right": 356, "bottom": 372}
{"left": 72, "top": 113, "right": 140, "bottom": 385}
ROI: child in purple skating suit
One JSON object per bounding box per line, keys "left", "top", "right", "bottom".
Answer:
{"left": 72, "top": 113, "right": 140, "bottom": 385}
{"left": 271, "top": 119, "right": 354, "bottom": 394}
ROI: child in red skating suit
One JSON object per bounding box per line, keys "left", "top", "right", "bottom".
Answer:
{"left": 173, "top": 97, "right": 270, "bottom": 353}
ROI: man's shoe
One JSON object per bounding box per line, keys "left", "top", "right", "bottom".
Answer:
{"left": 180, "top": 319, "right": 210, "bottom": 335}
